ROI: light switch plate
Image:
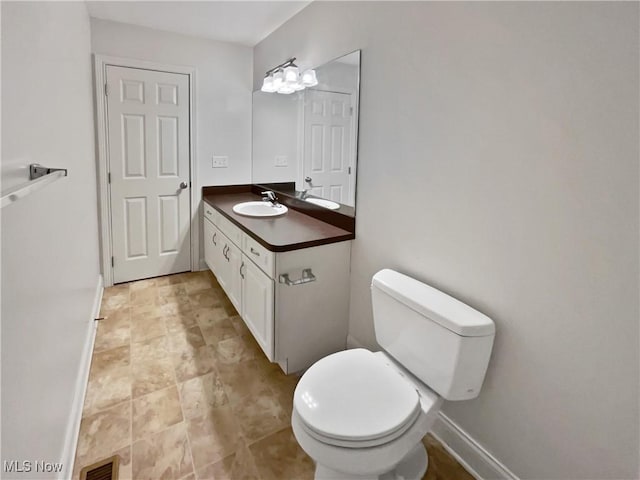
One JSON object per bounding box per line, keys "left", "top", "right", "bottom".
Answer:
{"left": 275, "top": 155, "right": 288, "bottom": 167}
{"left": 212, "top": 156, "right": 228, "bottom": 168}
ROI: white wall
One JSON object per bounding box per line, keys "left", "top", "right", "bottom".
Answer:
{"left": 252, "top": 91, "right": 300, "bottom": 183}
{"left": 90, "top": 18, "right": 253, "bottom": 266}
{"left": 315, "top": 60, "right": 359, "bottom": 95}
{"left": 254, "top": 2, "right": 639, "bottom": 479}
{"left": 1, "top": 2, "right": 101, "bottom": 478}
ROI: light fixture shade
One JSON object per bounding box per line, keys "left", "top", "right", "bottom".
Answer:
{"left": 277, "top": 83, "right": 296, "bottom": 94}
{"left": 261, "top": 75, "right": 277, "bottom": 93}
{"left": 283, "top": 65, "right": 300, "bottom": 85}
{"left": 273, "top": 70, "right": 284, "bottom": 89}
{"left": 301, "top": 69, "right": 318, "bottom": 87}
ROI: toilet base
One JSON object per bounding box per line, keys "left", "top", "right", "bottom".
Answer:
{"left": 315, "top": 442, "right": 428, "bottom": 480}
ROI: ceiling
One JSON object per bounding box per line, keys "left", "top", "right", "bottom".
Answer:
{"left": 85, "top": 1, "right": 311, "bottom": 47}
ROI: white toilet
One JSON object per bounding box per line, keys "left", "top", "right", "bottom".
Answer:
{"left": 291, "top": 269, "right": 496, "bottom": 480}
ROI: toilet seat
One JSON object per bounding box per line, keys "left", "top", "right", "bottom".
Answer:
{"left": 294, "top": 349, "right": 423, "bottom": 448}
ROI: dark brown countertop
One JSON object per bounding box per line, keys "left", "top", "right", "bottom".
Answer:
{"left": 203, "top": 192, "right": 354, "bottom": 252}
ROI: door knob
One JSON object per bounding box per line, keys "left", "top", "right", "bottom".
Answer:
{"left": 179, "top": 181, "right": 188, "bottom": 189}
{"left": 305, "top": 177, "right": 312, "bottom": 183}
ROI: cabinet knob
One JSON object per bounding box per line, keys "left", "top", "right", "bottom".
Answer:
{"left": 240, "top": 262, "right": 245, "bottom": 279}
{"left": 250, "top": 247, "right": 260, "bottom": 257}
{"left": 212, "top": 232, "right": 217, "bottom": 246}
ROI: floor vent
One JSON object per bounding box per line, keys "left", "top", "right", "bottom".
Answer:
{"left": 79, "top": 455, "right": 119, "bottom": 480}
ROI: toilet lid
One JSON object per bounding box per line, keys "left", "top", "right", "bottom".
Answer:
{"left": 294, "top": 349, "right": 421, "bottom": 442}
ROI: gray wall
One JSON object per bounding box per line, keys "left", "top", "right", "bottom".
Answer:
{"left": 254, "top": 2, "right": 639, "bottom": 478}
{"left": 1, "top": 2, "right": 101, "bottom": 477}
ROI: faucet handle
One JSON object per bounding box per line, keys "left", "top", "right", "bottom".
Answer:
{"left": 261, "top": 191, "right": 277, "bottom": 201}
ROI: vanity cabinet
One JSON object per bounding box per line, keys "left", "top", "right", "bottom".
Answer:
{"left": 203, "top": 204, "right": 351, "bottom": 373}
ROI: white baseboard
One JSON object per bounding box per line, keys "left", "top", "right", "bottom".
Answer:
{"left": 59, "top": 275, "right": 103, "bottom": 480}
{"left": 430, "top": 412, "right": 518, "bottom": 480}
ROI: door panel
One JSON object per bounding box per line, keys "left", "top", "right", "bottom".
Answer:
{"left": 124, "top": 197, "right": 147, "bottom": 258}
{"left": 122, "top": 114, "right": 146, "bottom": 177}
{"left": 157, "top": 116, "right": 179, "bottom": 176}
{"left": 158, "top": 195, "right": 181, "bottom": 254}
{"left": 107, "top": 65, "right": 191, "bottom": 283}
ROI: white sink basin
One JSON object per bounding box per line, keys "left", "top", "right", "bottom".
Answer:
{"left": 232, "top": 201, "right": 288, "bottom": 217}
{"left": 305, "top": 198, "right": 341, "bottom": 210}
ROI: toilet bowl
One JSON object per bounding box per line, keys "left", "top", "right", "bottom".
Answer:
{"left": 292, "top": 349, "right": 443, "bottom": 479}
{"left": 291, "top": 269, "right": 495, "bottom": 480}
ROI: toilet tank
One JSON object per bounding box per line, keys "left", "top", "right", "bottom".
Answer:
{"left": 371, "top": 269, "right": 495, "bottom": 401}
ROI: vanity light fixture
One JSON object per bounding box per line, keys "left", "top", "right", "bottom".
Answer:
{"left": 261, "top": 57, "right": 318, "bottom": 94}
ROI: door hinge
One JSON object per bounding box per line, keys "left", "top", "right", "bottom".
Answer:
{"left": 111, "top": 256, "right": 114, "bottom": 267}
{"left": 104, "top": 83, "right": 109, "bottom": 96}
{"left": 348, "top": 167, "right": 352, "bottom": 174}
{"left": 350, "top": 106, "right": 354, "bottom": 116}
{"left": 108, "top": 172, "right": 111, "bottom": 184}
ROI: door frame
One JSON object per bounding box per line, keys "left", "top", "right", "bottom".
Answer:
{"left": 94, "top": 55, "right": 198, "bottom": 287}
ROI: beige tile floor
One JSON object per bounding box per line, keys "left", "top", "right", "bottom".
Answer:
{"left": 73, "top": 271, "right": 474, "bottom": 480}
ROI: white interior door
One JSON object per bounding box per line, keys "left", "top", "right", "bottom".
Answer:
{"left": 106, "top": 65, "right": 191, "bottom": 284}
{"left": 303, "top": 90, "right": 354, "bottom": 204}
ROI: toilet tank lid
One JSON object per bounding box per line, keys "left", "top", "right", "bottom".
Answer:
{"left": 371, "top": 269, "right": 495, "bottom": 337}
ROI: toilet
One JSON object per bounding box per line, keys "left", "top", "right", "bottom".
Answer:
{"left": 291, "top": 269, "right": 496, "bottom": 480}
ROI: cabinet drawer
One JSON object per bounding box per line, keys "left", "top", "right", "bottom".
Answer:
{"left": 243, "top": 234, "right": 275, "bottom": 278}
{"left": 217, "top": 214, "right": 243, "bottom": 248}
{"left": 203, "top": 204, "right": 221, "bottom": 226}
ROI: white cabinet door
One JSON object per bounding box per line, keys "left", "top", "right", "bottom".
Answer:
{"left": 216, "top": 234, "right": 231, "bottom": 292}
{"left": 203, "top": 218, "right": 217, "bottom": 273}
{"left": 225, "top": 241, "right": 243, "bottom": 314}
{"left": 241, "top": 255, "right": 274, "bottom": 360}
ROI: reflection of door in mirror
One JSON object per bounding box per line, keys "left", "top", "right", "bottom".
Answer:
{"left": 302, "top": 90, "right": 355, "bottom": 206}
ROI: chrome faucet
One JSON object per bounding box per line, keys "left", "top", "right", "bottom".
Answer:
{"left": 261, "top": 190, "right": 280, "bottom": 206}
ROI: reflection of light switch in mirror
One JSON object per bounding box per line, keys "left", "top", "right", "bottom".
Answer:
{"left": 274, "top": 155, "right": 288, "bottom": 167}
{"left": 212, "top": 156, "right": 228, "bottom": 168}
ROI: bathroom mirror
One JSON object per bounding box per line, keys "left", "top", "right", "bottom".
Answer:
{"left": 252, "top": 50, "right": 361, "bottom": 215}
